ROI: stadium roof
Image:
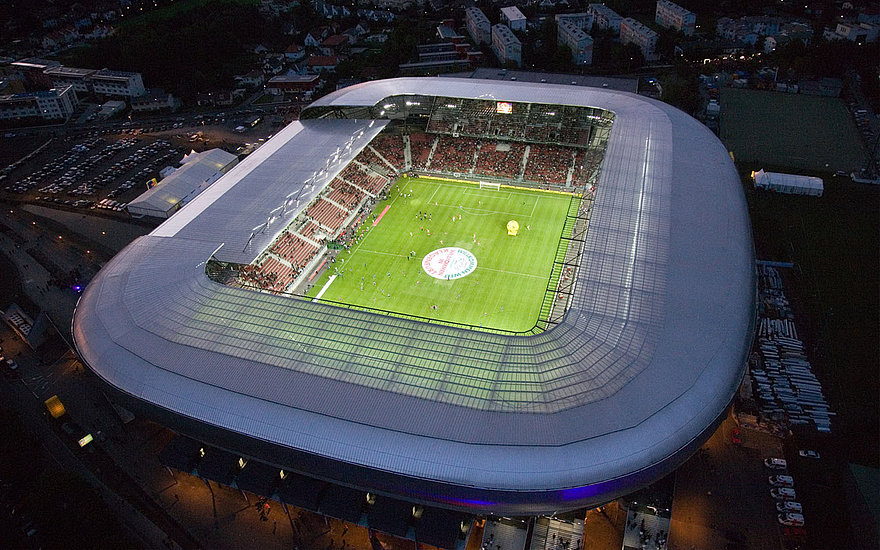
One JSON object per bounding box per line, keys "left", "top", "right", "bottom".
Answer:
{"left": 73, "top": 77, "right": 754, "bottom": 513}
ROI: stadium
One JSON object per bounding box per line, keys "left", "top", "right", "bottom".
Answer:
{"left": 72, "top": 77, "right": 755, "bottom": 528}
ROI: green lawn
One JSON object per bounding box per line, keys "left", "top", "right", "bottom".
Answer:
{"left": 306, "top": 176, "right": 574, "bottom": 332}
{"left": 720, "top": 88, "right": 867, "bottom": 172}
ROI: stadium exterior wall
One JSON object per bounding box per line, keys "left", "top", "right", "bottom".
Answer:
{"left": 72, "top": 77, "right": 756, "bottom": 516}
{"left": 81, "top": 354, "right": 737, "bottom": 515}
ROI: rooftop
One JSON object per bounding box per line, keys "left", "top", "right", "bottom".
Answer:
{"left": 501, "top": 5, "right": 526, "bottom": 21}
{"left": 73, "top": 77, "right": 754, "bottom": 514}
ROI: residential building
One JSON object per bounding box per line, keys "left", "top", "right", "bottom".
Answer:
{"left": 10, "top": 58, "right": 60, "bottom": 88}
{"left": 91, "top": 69, "right": 146, "bottom": 98}
{"left": 466, "top": 7, "right": 492, "bottom": 46}
{"left": 655, "top": 0, "right": 696, "bottom": 36}
{"left": 620, "top": 18, "right": 659, "bottom": 61}
{"left": 557, "top": 19, "right": 594, "bottom": 64}
{"left": 44, "top": 66, "right": 95, "bottom": 94}
{"left": 555, "top": 13, "right": 594, "bottom": 31}
{"left": 321, "top": 34, "right": 349, "bottom": 56}
{"left": 716, "top": 16, "right": 781, "bottom": 43}
{"left": 266, "top": 74, "right": 321, "bottom": 96}
{"left": 235, "top": 70, "right": 265, "bottom": 88}
{"left": 130, "top": 89, "right": 181, "bottom": 113}
{"left": 0, "top": 85, "right": 77, "bottom": 121}
{"left": 588, "top": 4, "right": 623, "bottom": 33}
{"left": 285, "top": 45, "right": 306, "bottom": 62}
{"left": 436, "top": 23, "right": 465, "bottom": 43}
{"left": 500, "top": 6, "right": 527, "bottom": 32}
{"left": 307, "top": 55, "right": 339, "bottom": 73}
{"left": 491, "top": 24, "right": 522, "bottom": 67}
{"left": 831, "top": 21, "right": 879, "bottom": 43}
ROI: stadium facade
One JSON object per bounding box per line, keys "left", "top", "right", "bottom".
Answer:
{"left": 72, "top": 77, "right": 755, "bottom": 516}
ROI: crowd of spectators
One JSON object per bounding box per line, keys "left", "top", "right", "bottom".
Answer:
{"left": 338, "top": 163, "right": 389, "bottom": 196}
{"left": 239, "top": 257, "right": 297, "bottom": 293}
{"left": 354, "top": 146, "right": 388, "bottom": 171}
{"left": 429, "top": 136, "right": 478, "bottom": 173}
{"left": 326, "top": 181, "right": 362, "bottom": 210}
{"left": 523, "top": 144, "right": 575, "bottom": 185}
{"left": 474, "top": 142, "right": 525, "bottom": 179}
{"left": 408, "top": 133, "right": 435, "bottom": 170}
{"left": 369, "top": 135, "right": 405, "bottom": 171}
{"left": 269, "top": 232, "right": 320, "bottom": 269}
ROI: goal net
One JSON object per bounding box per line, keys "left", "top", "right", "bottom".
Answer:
{"left": 479, "top": 181, "right": 501, "bottom": 190}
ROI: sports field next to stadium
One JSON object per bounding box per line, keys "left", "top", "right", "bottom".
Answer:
{"left": 720, "top": 88, "right": 867, "bottom": 172}
{"left": 306, "top": 176, "right": 575, "bottom": 332}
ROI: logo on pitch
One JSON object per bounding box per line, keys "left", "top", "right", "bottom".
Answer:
{"left": 422, "top": 247, "right": 477, "bottom": 280}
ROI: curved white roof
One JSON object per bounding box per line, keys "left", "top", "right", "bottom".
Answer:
{"left": 73, "top": 78, "right": 754, "bottom": 512}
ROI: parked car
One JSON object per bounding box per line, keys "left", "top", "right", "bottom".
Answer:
{"left": 798, "top": 449, "right": 820, "bottom": 459}
{"left": 769, "top": 475, "right": 794, "bottom": 487}
{"left": 764, "top": 457, "right": 787, "bottom": 470}
{"left": 777, "top": 513, "right": 805, "bottom": 527}
{"left": 3, "top": 357, "right": 19, "bottom": 378}
{"left": 771, "top": 487, "right": 797, "bottom": 500}
{"left": 776, "top": 500, "right": 803, "bottom": 513}
{"left": 783, "top": 526, "right": 807, "bottom": 538}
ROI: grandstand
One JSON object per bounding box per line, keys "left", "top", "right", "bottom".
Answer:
{"left": 73, "top": 78, "right": 754, "bottom": 519}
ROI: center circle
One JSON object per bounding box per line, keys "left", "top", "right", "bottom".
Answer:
{"left": 422, "top": 247, "right": 477, "bottom": 280}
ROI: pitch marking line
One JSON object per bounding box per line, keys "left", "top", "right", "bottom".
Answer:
{"left": 313, "top": 274, "right": 337, "bottom": 301}
{"left": 477, "top": 266, "right": 547, "bottom": 280}
{"left": 462, "top": 189, "right": 512, "bottom": 200}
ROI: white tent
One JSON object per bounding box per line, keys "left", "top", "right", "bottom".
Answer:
{"left": 753, "top": 169, "right": 823, "bottom": 196}
{"left": 127, "top": 149, "right": 238, "bottom": 218}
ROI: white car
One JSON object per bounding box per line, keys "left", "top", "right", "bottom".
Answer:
{"left": 777, "top": 513, "right": 805, "bottom": 527}
{"left": 771, "top": 487, "right": 797, "bottom": 500}
{"left": 769, "top": 475, "right": 794, "bottom": 487}
{"left": 776, "top": 501, "right": 803, "bottom": 513}
{"left": 764, "top": 457, "right": 787, "bottom": 470}
{"left": 798, "top": 450, "right": 820, "bottom": 459}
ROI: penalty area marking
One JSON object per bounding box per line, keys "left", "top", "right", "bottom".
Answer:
{"left": 312, "top": 274, "right": 337, "bottom": 302}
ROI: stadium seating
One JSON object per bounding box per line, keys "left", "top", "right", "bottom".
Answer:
{"left": 307, "top": 198, "right": 348, "bottom": 232}
{"left": 240, "top": 257, "right": 297, "bottom": 293}
{"left": 326, "top": 180, "right": 363, "bottom": 211}
{"left": 429, "top": 136, "right": 478, "bottom": 174}
{"left": 408, "top": 133, "right": 435, "bottom": 170}
{"left": 368, "top": 135, "right": 405, "bottom": 171}
{"left": 523, "top": 144, "right": 574, "bottom": 185}
{"left": 269, "top": 231, "right": 320, "bottom": 269}
{"left": 474, "top": 141, "right": 525, "bottom": 179}
{"left": 339, "top": 164, "right": 390, "bottom": 197}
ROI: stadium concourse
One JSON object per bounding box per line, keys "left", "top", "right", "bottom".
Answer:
{"left": 72, "top": 78, "right": 755, "bottom": 529}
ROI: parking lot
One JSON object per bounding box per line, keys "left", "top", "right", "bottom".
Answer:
{"left": 1, "top": 133, "right": 187, "bottom": 214}
{"left": 670, "top": 414, "right": 787, "bottom": 550}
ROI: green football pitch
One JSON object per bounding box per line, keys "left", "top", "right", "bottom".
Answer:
{"left": 720, "top": 88, "right": 867, "bottom": 172}
{"left": 305, "top": 176, "right": 576, "bottom": 332}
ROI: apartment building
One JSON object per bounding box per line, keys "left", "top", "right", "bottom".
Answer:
{"left": 500, "top": 6, "right": 527, "bottom": 32}
{"left": 466, "top": 7, "right": 492, "bottom": 45}
{"left": 492, "top": 24, "right": 522, "bottom": 67}
{"left": 588, "top": 4, "right": 623, "bottom": 33}
{"left": 0, "top": 85, "right": 77, "bottom": 121}
{"left": 655, "top": 0, "right": 696, "bottom": 36}
{"left": 557, "top": 19, "right": 594, "bottom": 65}
{"left": 620, "top": 17, "right": 659, "bottom": 61}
